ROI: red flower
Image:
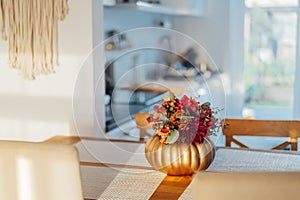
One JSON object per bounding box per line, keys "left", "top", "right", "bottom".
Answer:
{"left": 181, "top": 95, "right": 189, "bottom": 103}
{"left": 200, "top": 113, "right": 206, "bottom": 119}
{"left": 207, "top": 121, "right": 214, "bottom": 126}
{"left": 153, "top": 105, "right": 160, "bottom": 112}
{"left": 206, "top": 108, "right": 211, "bottom": 114}
{"left": 159, "top": 107, "right": 166, "bottom": 112}
{"left": 146, "top": 116, "right": 152, "bottom": 123}
{"left": 161, "top": 128, "right": 169, "bottom": 133}
{"left": 148, "top": 93, "right": 219, "bottom": 144}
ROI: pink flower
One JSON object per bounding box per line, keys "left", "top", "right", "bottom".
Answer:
{"left": 159, "top": 107, "right": 166, "bottom": 112}
{"left": 148, "top": 93, "right": 219, "bottom": 144}
{"left": 153, "top": 105, "right": 160, "bottom": 112}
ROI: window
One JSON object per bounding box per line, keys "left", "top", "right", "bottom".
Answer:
{"left": 243, "top": 0, "right": 298, "bottom": 119}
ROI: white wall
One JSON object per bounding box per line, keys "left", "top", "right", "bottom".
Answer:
{"left": 171, "top": 0, "right": 230, "bottom": 72}
{"left": 104, "top": 9, "right": 156, "bottom": 34}
{"left": 0, "top": 0, "right": 100, "bottom": 141}
{"left": 93, "top": 0, "right": 106, "bottom": 137}
{"left": 227, "top": 0, "right": 246, "bottom": 118}
{"left": 173, "top": 0, "right": 231, "bottom": 115}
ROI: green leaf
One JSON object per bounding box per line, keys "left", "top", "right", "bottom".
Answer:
{"left": 162, "top": 96, "right": 171, "bottom": 101}
{"left": 185, "top": 110, "right": 191, "bottom": 116}
{"left": 202, "top": 102, "right": 211, "bottom": 108}
{"left": 166, "top": 130, "right": 179, "bottom": 144}
{"left": 176, "top": 116, "right": 195, "bottom": 119}
{"left": 159, "top": 114, "right": 168, "bottom": 123}
{"left": 180, "top": 137, "right": 186, "bottom": 143}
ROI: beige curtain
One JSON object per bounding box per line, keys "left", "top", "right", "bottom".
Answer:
{"left": 0, "top": 0, "right": 69, "bottom": 79}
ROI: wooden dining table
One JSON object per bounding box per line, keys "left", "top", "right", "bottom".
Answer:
{"left": 120, "top": 83, "right": 185, "bottom": 94}
{"left": 44, "top": 136, "right": 300, "bottom": 200}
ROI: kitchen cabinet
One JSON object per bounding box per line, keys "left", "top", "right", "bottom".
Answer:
{"left": 104, "top": 0, "right": 206, "bottom": 17}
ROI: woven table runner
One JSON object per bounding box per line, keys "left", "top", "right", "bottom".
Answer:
{"left": 76, "top": 140, "right": 300, "bottom": 200}
{"left": 208, "top": 148, "right": 300, "bottom": 172}
{"left": 76, "top": 140, "right": 166, "bottom": 199}
{"left": 179, "top": 148, "right": 300, "bottom": 200}
{"left": 94, "top": 142, "right": 167, "bottom": 200}
{"left": 97, "top": 169, "right": 165, "bottom": 200}
{"left": 80, "top": 166, "right": 166, "bottom": 200}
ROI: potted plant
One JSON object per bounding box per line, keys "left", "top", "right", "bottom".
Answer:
{"left": 145, "top": 93, "right": 221, "bottom": 175}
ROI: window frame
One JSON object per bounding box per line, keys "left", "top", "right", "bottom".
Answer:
{"left": 228, "top": 0, "right": 300, "bottom": 119}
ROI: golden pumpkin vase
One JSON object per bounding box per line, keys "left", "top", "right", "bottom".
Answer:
{"left": 145, "top": 135, "right": 216, "bottom": 175}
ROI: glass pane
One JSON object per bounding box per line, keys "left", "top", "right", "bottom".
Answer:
{"left": 244, "top": 8, "right": 297, "bottom": 109}
{"left": 245, "top": 0, "right": 298, "bottom": 8}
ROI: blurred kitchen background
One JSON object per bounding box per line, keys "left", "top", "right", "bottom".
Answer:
{"left": 1, "top": 0, "right": 300, "bottom": 142}
{"left": 101, "top": 0, "right": 300, "bottom": 134}
{"left": 102, "top": 0, "right": 225, "bottom": 132}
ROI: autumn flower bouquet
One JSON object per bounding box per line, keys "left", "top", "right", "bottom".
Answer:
{"left": 147, "top": 93, "right": 221, "bottom": 145}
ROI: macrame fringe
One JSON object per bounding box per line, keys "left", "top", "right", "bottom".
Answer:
{"left": 0, "top": 0, "right": 69, "bottom": 79}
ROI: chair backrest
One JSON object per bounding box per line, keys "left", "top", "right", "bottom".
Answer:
{"left": 0, "top": 140, "right": 83, "bottom": 200}
{"left": 134, "top": 112, "right": 152, "bottom": 141}
{"left": 193, "top": 172, "right": 300, "bottom": 200}
{"left": 222, "top": 118, "right": 300, "bottom": 150}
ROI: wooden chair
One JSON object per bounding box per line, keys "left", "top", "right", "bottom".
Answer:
{"left": 134, "top": 112, "right": 153, "bottom": 141}
{"left": 222, "top": 118, "right": 300, "bottom": 151}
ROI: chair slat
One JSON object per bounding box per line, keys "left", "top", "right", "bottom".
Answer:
{"left": 271, "top": 141, "right": 290, "bottom": 150}
{"left": 222, "top": 119, "right": 300, "bottom": 137}
{"left": 134, "top": 112, "right": 153, "bottom": 141}
{"left": 231, "top": 137, "right": 249, "bottom": 148}
{"left": 222, "top": 118, "right": 300, "bottom": 151}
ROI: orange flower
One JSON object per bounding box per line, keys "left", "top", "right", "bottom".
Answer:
{"left": 147, "top": 93, "right": 220, "bottom": 144}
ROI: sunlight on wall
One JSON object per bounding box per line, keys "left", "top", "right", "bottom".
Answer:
{"left": 0, "top": 0, "right": 95, "bottom": 141}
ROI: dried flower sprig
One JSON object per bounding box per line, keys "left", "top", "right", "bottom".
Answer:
{"left": 147, "top": 93, "right": 221, "bottom": 145}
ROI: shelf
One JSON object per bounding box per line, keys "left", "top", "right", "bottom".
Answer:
{"left": 104, "top": 2, "right": 137, "bottom": 10}
{"left": 104, "top": 0, "right": 205, "bottom": 17}
{"left": 136, "top": 1, "right": 190, "bottom": 16}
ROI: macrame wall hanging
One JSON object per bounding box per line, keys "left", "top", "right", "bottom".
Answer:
{"left": 0, "top": 0, "right": 69, "bottom": 79}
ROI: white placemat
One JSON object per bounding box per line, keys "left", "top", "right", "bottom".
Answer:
{"left": 97, "top": 169, "right": 165, "bottom": 200}
{"left": 80, "top": 166, "right": 119, "bottom": 199}
{"left": 75, "top": 140, "right": 151, "bottom": 168}
{"left": 179, "top": 148, "right": 300, "bottom": 200}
